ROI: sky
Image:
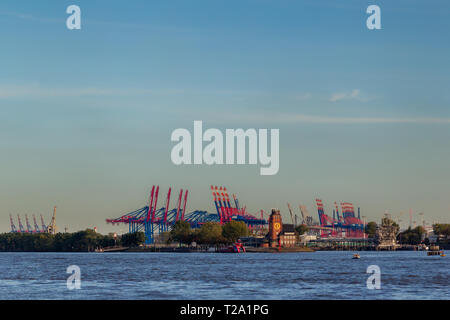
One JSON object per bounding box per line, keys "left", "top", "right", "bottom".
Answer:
{"left": 0, "top": 0, "right": 449, "bottom": 233}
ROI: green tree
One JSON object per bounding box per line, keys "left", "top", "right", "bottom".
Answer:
{"left": 222, "top": 221, "right": 248, "bottom": 243}
{"left": 169, "top": 220, "right": 192, "bottom": 246}
{"left": 295, "top": 224, "right": 309, "bottom": 236}
{"left": 433, "top": 224, "right": 450, "bottom": 242}
{"left": 398, "top": 226, "right": 426, "bottom": 245}
{"left": 0, "top": 229, "right": 116, "bottom": 252}
{"left": 157, "top": 232, "right": 171, "bottom": 245}
{"left": 121, "top": 232, "right": 145, "bottom": 247}
{"left": 365, "top": 221, "right": 378, "bottom": 238}
{"left": 197, "top": 222, "right": 224, "bottom": 245}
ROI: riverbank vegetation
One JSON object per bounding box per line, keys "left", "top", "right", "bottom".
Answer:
{"left": 295, "top": 224, "right": 309, "bottom": 236}
{"left": 432, "top": 224, "right": 450, "bottom": 244}
{"left": 168, "top": 220, "right": 249, "bottom": 247}
{"left": 365, "top": 221, "right": 377, "bottom": 238}
{"left": 0, "top": 229, "right": 145, "bottom": 252}
{"left": 397, "top": 226, "right": 426, "bottom": 245}
{"left": 396, "top": 224, "right": 450, "bottom": 245}
{"left": 0, "top": 221, "right": 249, "bottom": 252}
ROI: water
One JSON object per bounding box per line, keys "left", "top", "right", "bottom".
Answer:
{"left": 0, "top": 251, "right": 448, "bottom": 300}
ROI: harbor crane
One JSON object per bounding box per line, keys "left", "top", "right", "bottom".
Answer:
{"left": 25, "top": 215, "right": 33, "bottom": 233}
{"left": 17, "top": 215, "right": 26, "bottom": 233}
{"left": 40, "top": 214, "right": 47, "bottom": 232}
{"left": 287, "top": 203, "right": 295, "bottom": 225}
{"left": 299, "top": 205, "right": 305, "bottom": 224}
{"left": 107, "top": 185, "right": 266, "bottom": 244}
{"left": 47, "top": 206, "right": 57, "bottom": 234}
{"left": 33, "top": 215, "right": 41, "bottom": 233}
{"left": 8, "top": 213, "right": 51, "bottom": 234}
{"left": 9, "top": 214, "right": 17, "bottom": 233}
{"left": 299, "top": 205, "right": 312, "bottom": 225}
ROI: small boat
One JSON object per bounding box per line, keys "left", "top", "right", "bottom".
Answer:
{"left": 218, "top": 241, "right": 246, "bottom": 253}
{"left": 352, "top": 253, "right": 360, "bottom": 259}
{"left": 427, "top": 245, "right": 442, "bottom": 256}
{"left": 441, "top": 251, "right": 446, "bottom": 257}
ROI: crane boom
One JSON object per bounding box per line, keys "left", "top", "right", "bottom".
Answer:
{"left": 47, "top": 206, "right": 57, "bottom": 234}
{"left": 17, "top": 215, "right": 26, "bottom": 233}
{"left": 299, "top": 205, "right": 305, "bottom": 223}
{"left": 9, "top": 214, "right": 17, "bottom": 233}
{"left": 40, "top": 214, "right": 46, "bottom": 232}
{"left": 147, "top": 186, "right": 155, "bottom": 222}
{"left": 287, "top": 203, "right": 294, "bottom": 225}
{"left": 163, "top": 188, "right": 172, "bottom": 224}
{"left": 181, "top": 190, "right": 188, "bottom": 220}
{"left": 151, "top": 186, "right": 160, "bottom": 222}
{"left": 33, "top": 214, "right": 41, "bottom": 233}
{"left": 176, "top": 189, "right": 183, "bottom": 221}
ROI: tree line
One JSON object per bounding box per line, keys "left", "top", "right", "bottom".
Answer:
{"left": 167, "top": 220, "right": 309, "bottom": 247}
{"left": 0, "top": 220, "right": 250, "bottom": 251}
{"left": 0, "top": 229, "right": 145, "bottom": 252}
{"left": 364, "top": 221, "right": 450, "bottom": 245}
{"left": 397, "top": 226, "right": 426, "bottom": 245}
{"left": 0, "top": 220, "right": 314, "bottom": 251}
{"left": 168, "top": 220, "right": 249, "bottom": 246}
{"left": 432, "top": 224, "right": 450, "bottom": 244}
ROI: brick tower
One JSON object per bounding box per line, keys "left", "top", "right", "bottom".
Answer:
{"left": 268, "top": 209, "right": 282, "bottom": 247}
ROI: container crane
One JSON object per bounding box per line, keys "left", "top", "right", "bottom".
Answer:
{"left": 299, "top": 205, "right": 305, "bottom": 224}
{"left": 151, "top": 187, "right": 160, "bottom": 222}
{"left": 17, "top": 215, "right": 26, "bottom": 233}
{"left": 25, "top": 214, "right": 33, "bottom": 233}
{"left": 175, "top": 189, "right": 183, "bottom": 221}
{"left": 163, "top": 188, "right": 172, "bottom": 225}
{"left": 33, "top": 214, "right": 41, "bottom": 233}
{"left": 40, "top": 214, "right": 47, "bottom": 232}
{"left": 47, "top": 206, "right": 57, "bottom": 234}
{"left": 299, "top": 205, "right": 311, "bottom": 225}
{"left": 287, "top": 203, "right": 295, "bottom": 225}
{"left": 9, "top": 214, "right": 17, "bottom": 233}
{"left": 181, "top": 190, "right": 188, "bottom": 220}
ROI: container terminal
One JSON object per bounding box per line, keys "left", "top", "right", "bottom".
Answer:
{"left": 8, "top": 185, "right": 444, "bottom": 252}
{"left": 104, "top": 185, "right": 367, "bottom": 247}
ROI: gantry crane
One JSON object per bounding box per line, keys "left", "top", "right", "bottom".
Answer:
{"left": 17, "top": 214, "right": 26, "bottom": 233}
{"left": 9, "top": 214, "right": 17, "bottom": 233}
{"left": 33, "top": 214, "right": 41, "bottom": 233}
{"left": 287, "top": 203, "right": 295, "bottom": 225}
{"left": 25, "top": 215, "right": 33, "bottom": 233}
{"left": 40, "top": 214, "right": 47, "bottom": 232}
{"left": 299, "top": 205, "right": 305, "bottom": 224}
{"left": 47, "top": 206, "right": 57, "bottom": 234}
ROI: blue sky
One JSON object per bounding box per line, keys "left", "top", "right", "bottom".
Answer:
{"left": 0, "top": 0, "right": 449, "bottom": 233}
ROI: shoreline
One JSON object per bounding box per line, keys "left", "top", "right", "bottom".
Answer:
{"left": 0, "top": 248, "right": 446, "bottom": 253}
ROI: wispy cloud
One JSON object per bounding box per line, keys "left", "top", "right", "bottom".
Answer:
{"left": 329, "top": 89, "right": 367, "bottom": 102}
{"left": 0, "top": 11, "right": 193, "bottom": 33}
{"left": 0, "top": 84, "right": 266, "bottom": 99}
{"left": 0, "top": 84, "right": 187, "bottom": 99}
{"left": 205, "top": 112, "right": 450, "bottom": 125}
{"left": 0, "top": 11, "right": 63, "bottom": 24}
{"left": 294, "top": 93, "right": 312, "bottom": 101}
{"left": 279, "top": 114, "right": 450, "bottom": 124}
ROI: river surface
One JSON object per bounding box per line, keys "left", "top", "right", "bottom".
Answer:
{"left": 0, "top": 251, "right": 448, "bottom": 300}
